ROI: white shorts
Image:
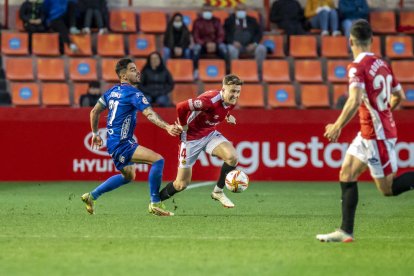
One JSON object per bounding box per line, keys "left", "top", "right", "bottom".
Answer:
{"left": 178, "top": 130, "right": 229, "bottom": 168}
{"left": 347, "top": 132, "right": 397, "bottom": 178}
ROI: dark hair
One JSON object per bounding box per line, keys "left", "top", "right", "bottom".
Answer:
{"left": 143, "top": 51, "right": 165, "bottom": 72}
{"left": 350, "top": 19, "right": 372, "bottom": 47}
{"left": 88, "top": 81, "right": 100, "bottom": 89}
{"left": 223, "top": 74, "right": 243, "bottom": 86}
{"left": 115, "top": 58, "right": 134, "bottom": 78}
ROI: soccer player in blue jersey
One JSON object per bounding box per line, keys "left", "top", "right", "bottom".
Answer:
{"left": 81, "top": 58, "right": 181, "bottom": 216}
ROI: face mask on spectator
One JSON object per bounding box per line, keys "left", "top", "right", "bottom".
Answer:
{"left": 236, "top": 10, "right": 246, "bottom": 19}
{"left": 173, "top": 21, "right": 183, "bottom": 29}
{"left": 202, "top": 11, "right": 213, "bottom": 20}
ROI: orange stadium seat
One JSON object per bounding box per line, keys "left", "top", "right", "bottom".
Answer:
{"left": 101, "top": 58, "right": 120, "bottom": 82}
{"left": 261, "top": 35, "right": 285, "bottom": 58}
{"left": 1, "top": 32, "right": 29, "bottom": 55}
{"left": 202, "top": 83, "right": 221, "bottom": 92}
{"left": 230, "top": 60, "right": 259, "bottom": 82}
{"left": 267, "top": 84, "right": 296, "bottom": 108}
{"left": 32, "top": 33, "right": 60, "bottom": 56}
{"left": 128, "top": 34, "right": 156, "bottom": 57}
{"left": 167, "top": 59, "right": 194, "bottom": 82}
{"left": 97, "top": 34, "right": 125, "bottom": 57}
{"left": 372, "top": 36, "right": 382, "bottom": 56}
{"left": 199, "top": 59, "right": 225, "bottom": 82}
{"left": 401, "top": 84, "right": 414, "bottom": 108}
{"left": 212, "top": 10, "right": 229, "bottom": 24}
{"left": 262, "top": 60, "right": 290, "bottom": 83}
{"left": 171, "top": 83, "right": 198, "bottom": 105}
{"left": 73, "top": 82, "right": 89, "bottom": 106}
{"left": 326, "top": 59, "right": 351, "bottom": 83}
{"left": 294, "top": 59, "right": 323, "bottom": 83}
{"left": 332, "top": 84, "right": 348, "bottom": 108}
{"left": 69, "top": 58, "right": 97, "bottom": 81}
{"left": 290, "top": 35, "right": 317, "bottom": 58}
{"left": 399, "top": 11, "right": 414, "bottom": 34}
{"left": 391, "top": 60, "right": 414, "bottom": 83}
{"left": 180, "top": 10, "right": 198, "bottom": 32}
{"left": 110, "top": 10, "right": 137, "bottom": 32}
{"left": 37, "top": 58, "right": 66, "bottom": 81}
{"left": 301, "top": 84, "right": 330, "bottom": 108}
{"left": 10, "top": 82, "right": 40, "bottom": 106}
{"left": 64, "top": 34, "right": 93, "bottom": 56}
{"left": 139, "top": 11, "right": 167, "bottom": 33}
{"left": 385, "top": 35, "right": 413, "bottom": 58}
{"left": 247, "top": 10, "right": 261, "bottom": 24}
{"left": 370, "top": 11, "right": 396, "bottom": 34}
{"left": 15, "top": 10, "right": 24, "bottom": 31}
{"left": 5, "top": 57, "right": 34, "bottom": 80}
{"left": 321, "top": 36, "right": 349, "bottom": 58}
{"left": 41, "top": 83, "right": 70, "bottom": 106}
{"left": 135, "top": 59, "right": 146, "bottom": 71}
{"left": 237, "top": 84, "right": 264, "bottom": 108}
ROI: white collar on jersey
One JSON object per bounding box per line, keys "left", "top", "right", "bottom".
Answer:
{"left": 219, "top": 90, "right": 230, "bottom": 108}
{"left": 354, "top": 52, "right": 374, "bottom": 63}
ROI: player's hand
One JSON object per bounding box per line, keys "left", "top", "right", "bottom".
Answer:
{"left": 324, "top": 123, "right": 341, "bottom": 142}
{"left": 91, "top": 133, "right": 103, "bottom": 150}
{"left": 226, "top": 115, "right": 236, "bottom": 125}
{"left": 166, "top": 124, "right": 182, "bottom": 137}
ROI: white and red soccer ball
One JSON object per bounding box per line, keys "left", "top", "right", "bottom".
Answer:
{"left": 225, "top": 170, "right": 249, "bottom": 193}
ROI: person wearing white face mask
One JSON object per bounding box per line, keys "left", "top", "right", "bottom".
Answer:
{"left": 224, "top": 3, "right": 267, "bottom": 80}
{"left": 192, "top": 3, "right": 228, "bottom": 79}
{"left": 163, "top": 13, "right": 192, "bottom": 62}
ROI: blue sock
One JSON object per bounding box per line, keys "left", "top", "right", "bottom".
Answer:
{"left": 91, "top": 174, "right": 130, "bottom": 200}
{"left": 149, "top": 159, "right": 164, "bottom": 203}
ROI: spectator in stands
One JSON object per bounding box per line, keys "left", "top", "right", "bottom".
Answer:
{"left": 163, "top": 12, "right": 192, "bottom": 62}
{"left": 224, "top": 3, "right": 267, "bottom": 79}
{"left": 305, "top": 0, "right": 341, "bottom": 36}
{"left": 79, "top": 0, "right": 109, "bottom": 34}
{"left": 80, "top": 81, "right": 101, "bottom": 107}
{"left": 338, "top": 0, "right": 369, "bottom": 40}
{"left": 139, "top": 52, "right": 174, "bottom": 107}
{"left": 269, "top": 0, "right": 307, "bottom": 35}
{"left": 192, "top": 3, "right": 228, "bottom": 78}
{"left": 20, "top": 0, "right": 46, "bottom": 34}
{"left": 42, "top": 0, "right": 80, "bottom": 52}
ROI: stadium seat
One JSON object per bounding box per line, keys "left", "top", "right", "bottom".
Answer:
{"left": 247, "top": 10, "right": 261, "bottom": 24}
{"left": 97, "top": 34, "right": 125, "bottom": 57}
{"left": 1, "top": 32, "right": 29, "bottom": 55}
{"left": 290, "top": 35, "right": 317, "bottom": 58}
{"left": 139, "top": 11, "right": 167, "bottom": 33}
{"left": 321, "top": 36, "right": 349, "bottom": 58}
{"left": 166, "top": 59, "right": 193, "bottom": 82}
{"left": 41, "top": 83, "right": 70, "bottom": 106}
{"left": 262, "top": 60, "right": 290, "bottom": 83}
{"left": 372, "top": 36, "right": 382, "bottom": 57}
{"left": 109, "top": 10, "right": 137, "bottom": 32}
{"left": 212, "top": 10, "right": 229, "bottom": 24}
{"left": 37, "top": 58, "right": 66, "bottom": 81}
{"left": 230, "top": 60, "right": 259, "bottom": 82}
{"left": 199, "top": 59, "right": 225, "bottom": 82}
{"left": 391, "top": 60, "right": 414, "bottom": 83}
{"left": 294, "top": 59, "right": 323, "bottom": 83}
{"left": 135, "top": 59, "right": 146, "bottom": 71}
{"left": 261, "top": 35, "right": 285, "bottom": 58}
{"left": 128, "top": 34, "right": 156, "bottom": 57}
{"left": 401, "top": 84, "right": 414, "bottom": 108}
{"left": 64, "top": 34, "right": 93, "bottom": 56}
{"left": 385, "top": 35, "right": 413, "bottom": 58}
{"left": 399, "top": 11, "right": 414, "bottom": 34}
{"left": 332, "top": 84, "right": 348, "bottom": 108}
{"left": 69, "top": 58, "right": 97, "bottom": 81}
{"left": 301, "top": 84, "right": 330, "bottom": 108}
{"left": 10, "top": 82, "right": 40, "bottom": 106}
{"left": 73, "top": 82, "right": 89, "bottom": 106}
{"left": 180, "top": 10, "right": 198, "bottom": 32}
{"left": 267, "top": 84, "right": 296, "bottom": 108}
{"left": 326, "top": 59, "right": 351, "bottom": 83}
{"left": 171, "top": 83, "right": 198, "bottom": 105}
{"left": 237, "top": 84, "right": 264, "bottom": 108}
{"left": 15, "top": 10, "right": 24, "bottom": 31}
{"left": 370, "top": 11, "right": 396, "bottom": 34}
{"left": 5, "top": 57, "right": 34, "bottom": 80}
{"left": 32, "top": 33, "right": 60, "bottom": 56}
{"left": 101, "top": 58, "right": 120, "bottom": 82}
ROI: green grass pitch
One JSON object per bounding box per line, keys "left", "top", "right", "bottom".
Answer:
{"left": 0, "top": 181, "right": 413, "bottom": 276}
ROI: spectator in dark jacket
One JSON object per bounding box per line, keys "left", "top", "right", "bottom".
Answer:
{"left": 225, "top": 3, "right": 267, "bottom": 79}
{"left": 20, "top": 0, "right": 46, "bottom": 34}
{"left": 139, "top": 52, "right": 174, "bottom": 107}
{"left": 269, "top": 0, "right": 307, "bottom": 35}
{"left": 163, "top": 12, "right": 191, "bottom": 62}
{"left": 80, "top": 0, "right": 109, "bottom": 34}
{"left": 338, "top": 0, "right": 369, "bottom": 39}
{"left": 80, "top": 81, "right": 101, "bottom": 107}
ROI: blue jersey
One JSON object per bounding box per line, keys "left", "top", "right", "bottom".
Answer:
{"left": 98, "top": 83, "right": 150, "bottom": 154}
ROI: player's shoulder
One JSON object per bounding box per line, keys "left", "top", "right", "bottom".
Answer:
{"left": 199, "top": 89, "right": 221, "bottom": 103}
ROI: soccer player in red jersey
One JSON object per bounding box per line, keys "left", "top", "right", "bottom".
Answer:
{"left": 317, "top": 19, "right": 414, "bottom": 242}
{"left": 158, "top": 74, "right": 243, "bottom": 208}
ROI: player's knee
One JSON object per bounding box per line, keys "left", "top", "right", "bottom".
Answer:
{"left": 174, "top": 180, "right": 189, "bottom": 191}
{"left": 379, "top": 187, "right": 393, "bottom": 197}
{"left": 225, "top": 155, "right": 238, "bottom": 167}
{"left": 339, "top": 169, "right": 356, "bottom": 182}
{"left": 123, "top": 170, "right": 135, "bottom": 182}
{"left": 154, "top": 154, "right": 164, "bottom": 163}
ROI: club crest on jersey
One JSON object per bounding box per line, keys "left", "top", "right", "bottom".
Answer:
{"left": 348, "top": 67, "right": 357, "bottom": 78}
{"left": 194, "top": 99, "right": 202, "bottom": 108}
{"left": 142, "top": 96, "right": 149, "bottom": 105}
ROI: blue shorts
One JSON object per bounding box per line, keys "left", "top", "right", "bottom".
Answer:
{"left": 109, "top": 140, "right": 139, "bottom": 171}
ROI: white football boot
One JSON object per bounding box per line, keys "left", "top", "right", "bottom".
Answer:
{"left": 211, "top": 192, "right": 235, "bottom": 208}
{"left": 316, "top": 229, "right": 354, "bottom": 243}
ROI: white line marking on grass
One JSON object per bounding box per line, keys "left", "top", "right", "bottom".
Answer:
{"left": 186, "top": 181, "right": 215, "bottom": 190}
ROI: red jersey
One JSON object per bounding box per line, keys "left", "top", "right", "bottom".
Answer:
{"left": 177, "top": 90, "right": 235, "bottom": 141}
{"left": 347, "top": 52, "right": 401, "bottom": 140}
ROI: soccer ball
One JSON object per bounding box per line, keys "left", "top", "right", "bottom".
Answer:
{"left": 225, "top": 170, "right": 249, "bottom": 193}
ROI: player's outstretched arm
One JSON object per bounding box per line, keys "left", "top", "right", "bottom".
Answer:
{"left": 90, "top": 101, "right": 106, "bottom": 149}
{"left": 142, "top": 107, "right": 181, "bottom": 136}
{"left": 390, "top": 88, "right": 405, "bottom": 111}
